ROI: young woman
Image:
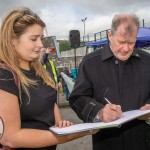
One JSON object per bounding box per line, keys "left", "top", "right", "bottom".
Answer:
{"left": 0, "top": 7, "right": 94, "bottom": 150}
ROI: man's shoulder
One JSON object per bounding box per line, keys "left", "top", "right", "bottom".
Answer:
{"left": 136, "top": 48, "right": 150, "bottom": 58}
{"left": 82, "top": 49, "right": 102, "bottom": 63}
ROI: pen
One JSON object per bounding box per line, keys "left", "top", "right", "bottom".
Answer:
{"left": 104, "top": 97, "right": 123, "bottom": 117}
{"left": 104, "top": 97, "right": 112, "bottom": 104}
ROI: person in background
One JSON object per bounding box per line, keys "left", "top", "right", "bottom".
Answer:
{"left": 0, "top": 7, "right": 96, "bottom": 150}
{"left": 69, "top": 13, "right": 150, "bottom": 150}
{"left": 41, "top": 47, "right": 62, "bottom": 89}
{"left": 60, "top": 67, "right": 73, "bottom": 101}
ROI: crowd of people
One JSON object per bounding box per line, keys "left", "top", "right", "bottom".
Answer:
{"left": 0, "top": 6, "right": 149, "bottom": 150}
{"left": 40, "top": 47, "right": 73, "bottom": 101}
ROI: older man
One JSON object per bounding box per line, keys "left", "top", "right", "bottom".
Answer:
{"left": 69, "top": 13, "right": 150, "bottom": 150}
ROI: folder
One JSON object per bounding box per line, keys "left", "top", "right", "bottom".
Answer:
{"left": 49, "top": 109, "right": 150, "bottom": 135}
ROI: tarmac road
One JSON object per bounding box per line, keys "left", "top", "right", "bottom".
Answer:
{"left": 56, "top": 106, "right": 93, "bottom": 150}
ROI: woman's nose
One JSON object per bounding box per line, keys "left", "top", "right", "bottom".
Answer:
{"left": 37, "top": 39, "right": 43, "bottom": 48}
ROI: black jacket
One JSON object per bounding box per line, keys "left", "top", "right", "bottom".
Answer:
{"left": 69, "top": 44, "right": 150, "bottom": 150}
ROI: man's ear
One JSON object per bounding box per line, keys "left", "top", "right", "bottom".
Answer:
{"left": 108, "top": 30, "right": 114, "bottom": 44}
{"left": 108, "top": 30, "right": 112, "bottom": 41}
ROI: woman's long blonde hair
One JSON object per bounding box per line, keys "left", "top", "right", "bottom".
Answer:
{"left": 0, "top": 7, "right": 55, "bottom": 104}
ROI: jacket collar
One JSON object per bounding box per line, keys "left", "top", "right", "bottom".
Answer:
{"left": 101, "top": 43, "right": 141, "bottom": 61}
{"left": 101, "top": 44, "right": 114, "bottom": 61}
{"left": 131, "top": 49, "right": 141, "bottom": 58}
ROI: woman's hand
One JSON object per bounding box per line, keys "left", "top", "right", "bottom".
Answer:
{"left": 138, "top": 114, "right": 150, "bottom": 120}
{"left": 55, "top": 120, "right": 73, "bottom": 128}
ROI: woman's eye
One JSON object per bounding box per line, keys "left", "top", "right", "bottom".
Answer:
{"left": 31, "top": 39, "right": 37, "bottom": 41}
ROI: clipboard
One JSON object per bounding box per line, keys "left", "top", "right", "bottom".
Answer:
{"left": 49, "top": 109, "right": 150, "bottom": 135}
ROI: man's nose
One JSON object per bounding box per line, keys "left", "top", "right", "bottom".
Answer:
{"left": 123, "top": 43, "right": 130, "bottom": 52}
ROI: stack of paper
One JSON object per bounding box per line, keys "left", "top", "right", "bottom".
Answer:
{"left": 49, "top": 109, "right": 150, "bottom": 135}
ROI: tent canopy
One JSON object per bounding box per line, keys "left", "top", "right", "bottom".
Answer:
{"left": 86, "top": 27, "right": 150, "bottom": 48}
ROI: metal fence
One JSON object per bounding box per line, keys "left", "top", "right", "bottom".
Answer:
{"left": 81, "top": 19, "right": 150, "bottom": 44}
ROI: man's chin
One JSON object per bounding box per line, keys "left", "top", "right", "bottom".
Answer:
{"left": 118, "top": 55, "right": 130, "bottom": 61}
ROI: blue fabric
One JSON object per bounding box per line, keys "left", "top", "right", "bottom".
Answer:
{"left": 85, "top": 39, "right": 108, "bottom": 47}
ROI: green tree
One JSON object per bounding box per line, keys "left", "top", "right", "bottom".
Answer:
{"left": 59, "top": 40, "right": 71, "bottom": 52}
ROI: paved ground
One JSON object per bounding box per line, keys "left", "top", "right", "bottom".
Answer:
{"left": 56, "top": 94, "right": 93, "bottom": 150}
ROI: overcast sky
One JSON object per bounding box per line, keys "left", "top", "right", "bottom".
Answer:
{"left": 0, "top": 0, "right": 150, "bottom": 40}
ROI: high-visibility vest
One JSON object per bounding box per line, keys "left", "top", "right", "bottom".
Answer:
{"left": 43, "top": 60, "right": 58, "bottom": 83}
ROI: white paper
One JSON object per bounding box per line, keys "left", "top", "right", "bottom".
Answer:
{"left": 50, "top": 109, "right": 150, "bottom": 135}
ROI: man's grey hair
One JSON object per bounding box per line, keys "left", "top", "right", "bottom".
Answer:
{"left": 110, "top": 13, "right": 140, "bottom": 35}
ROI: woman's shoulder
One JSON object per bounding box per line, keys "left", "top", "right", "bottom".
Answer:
{"left": 0, "top": 67, "right": 19, "bottom": 97}
{"left": 0, "top": 67, "right": 15, "bottom": 79}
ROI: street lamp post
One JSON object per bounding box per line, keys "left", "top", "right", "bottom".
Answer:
{"left": 81, "top": 17, "right": 87, "bottom": 42}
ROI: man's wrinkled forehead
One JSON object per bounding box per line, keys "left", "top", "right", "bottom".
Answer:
{"left": 115, "top": 23, "right": 138, "bottom": 36}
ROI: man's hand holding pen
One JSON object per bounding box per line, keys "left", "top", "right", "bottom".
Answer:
{"left": 98, "top": 98, "right": 123, "bottom": 122}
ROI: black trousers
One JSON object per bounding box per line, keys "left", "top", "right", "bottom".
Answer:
{"left": 146, "top": 124, "right": 150, "bottom": 149}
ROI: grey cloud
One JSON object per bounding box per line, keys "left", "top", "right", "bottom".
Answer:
{"left": 74, "top": 0, "right": 150, "bottom": 15}
{"left": 0, "top": 0, "right": 150, "bottom": 39}
{"left": 1, "top": 0, "right": 150, "bottom": 15}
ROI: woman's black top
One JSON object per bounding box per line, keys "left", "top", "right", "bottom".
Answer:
{"left": 0, "top": 68, "right": 57, "bottom": 150}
